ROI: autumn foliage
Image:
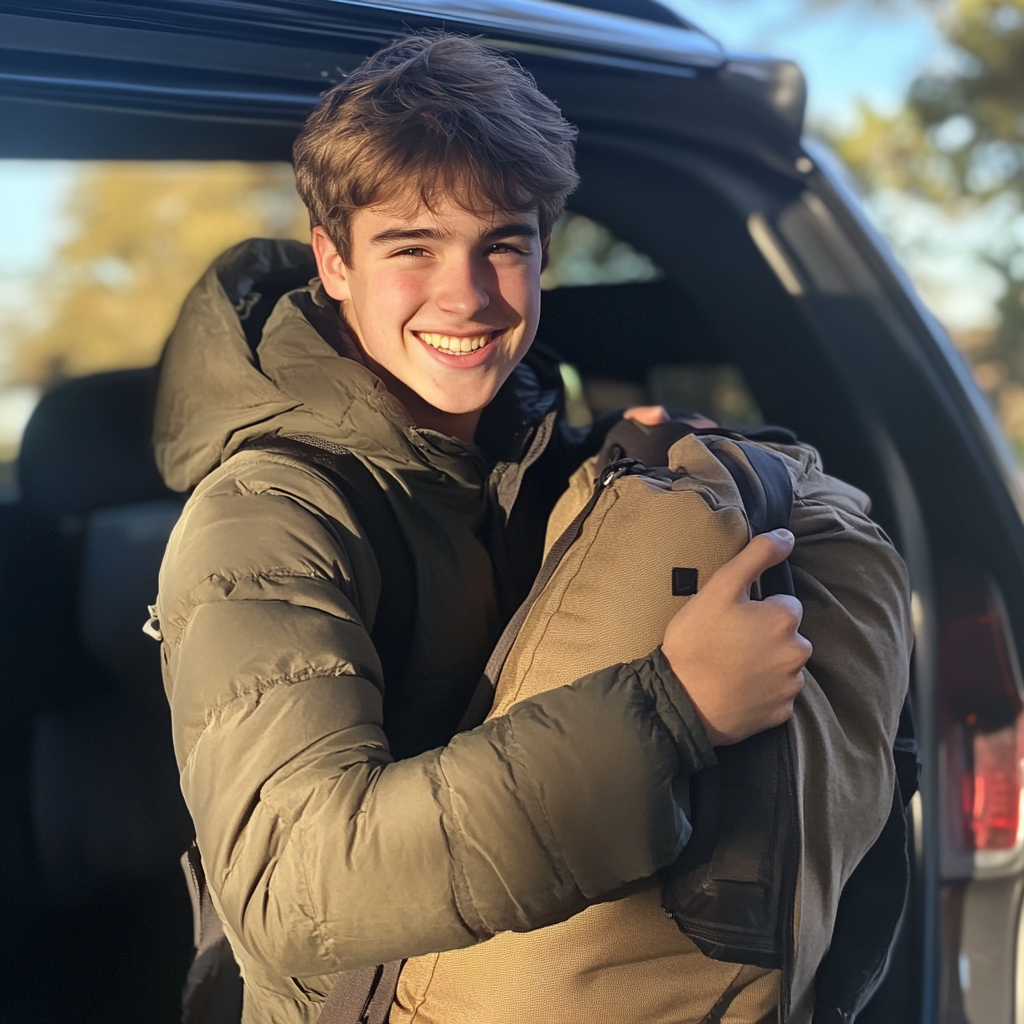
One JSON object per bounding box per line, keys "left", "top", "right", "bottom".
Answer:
{"left": 12, "top": 162, "right": 309, "bottom": 387}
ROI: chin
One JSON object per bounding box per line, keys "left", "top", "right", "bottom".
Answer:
{"left": 427, "top": 388, "right": 497, "bottom": 416}
{"left": 432, "top": 399, "right": 491, "bottom": 417}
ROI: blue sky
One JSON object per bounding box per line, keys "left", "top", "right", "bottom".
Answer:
{"left": 0, "top": 161, "right": 76, "bottom": 278}
{"left": 670, "top": 0, "right": 950, "bottom": 129}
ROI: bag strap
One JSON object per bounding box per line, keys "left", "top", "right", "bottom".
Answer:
{"left": 218, "top": 436, "right": 414, "bottom": 1024}
{"left": 237, "top": 434, "right": 416, "bottom": 691}
{"left": 315, "top": 960, "right": 406, "bottom": 1024}
{"left": 711, "top": 440, "right": 795, "bottom": 598}
{"left": 709, "top": 437, "right": 919, "bottom": 1020}
{"left": 181, "top": 843, "right": 243, "bottom": 1024}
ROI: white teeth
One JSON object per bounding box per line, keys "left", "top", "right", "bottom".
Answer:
{"left": 418, "top": 332, "right": 492, "bottom": 353}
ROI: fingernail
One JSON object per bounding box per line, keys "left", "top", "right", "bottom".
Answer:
{"left": 771, "top": 528, "right": 794, "bottom": 542}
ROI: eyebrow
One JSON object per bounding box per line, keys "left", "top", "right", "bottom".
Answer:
{"left": 368, "top": 222, "right": 539, "bottom": 247}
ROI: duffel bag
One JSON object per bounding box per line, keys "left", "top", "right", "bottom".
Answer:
{"left": 393, "top": 420, "right": 914, "bottom": 1024}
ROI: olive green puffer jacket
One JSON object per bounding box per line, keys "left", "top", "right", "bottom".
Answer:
{"left": 153, "top": 240, "right": 716, "bottom": 1024}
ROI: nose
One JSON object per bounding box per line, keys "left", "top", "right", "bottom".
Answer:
{"left": 435, "top": 253, "right": 491, "bottom": 320}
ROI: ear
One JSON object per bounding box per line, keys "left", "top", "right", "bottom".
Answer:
{"left": 540, "top": 233, "right": 551, "bottom": 273}
{"left": 311, "top": 226, "right": 352, "bottom": 302}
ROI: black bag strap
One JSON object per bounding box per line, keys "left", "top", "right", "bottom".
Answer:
{"left": 181, "top": 435, "right": 416, "bottom": 1024}
{"left": 711, "top": 440, "right": 795, "bottom": 598}
{"left": 181, "top": 843, "right": 244, "bottom": 1024}
{"left": 316, "top": 959, "right": 406, "bottom": 1024}
{"left": 705, "top": 437, "right": 918, "bottom": 1021}
{"left": 238, "top": 434, "right": 417, "bottom": 691}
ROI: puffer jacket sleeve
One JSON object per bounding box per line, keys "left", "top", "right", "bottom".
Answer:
{"left": 158, "top": 452, "right": 714, "bottom": 979}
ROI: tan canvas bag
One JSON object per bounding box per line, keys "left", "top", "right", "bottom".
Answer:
{"left": 393, "top": 426, "right": 912, "bottom": 1024}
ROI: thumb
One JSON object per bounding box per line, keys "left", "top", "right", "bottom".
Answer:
{"left": 705, "top": 529, "right": 795, "bottom": 602}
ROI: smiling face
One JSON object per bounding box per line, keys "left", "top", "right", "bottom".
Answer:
{"left": 312, "top": 195, "right": 545, "bottom": 442}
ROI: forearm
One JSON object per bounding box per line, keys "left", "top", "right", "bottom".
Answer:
{"left": 161, "top": 459, "right": 715, "bottom": 978}
{"left": 183, "top": 651, "right": 713, "bottom": 977}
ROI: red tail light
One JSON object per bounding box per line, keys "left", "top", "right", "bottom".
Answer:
{"left": 939, "top": 561, "right": 1024, "bottom": 857}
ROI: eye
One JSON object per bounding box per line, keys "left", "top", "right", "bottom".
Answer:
{"left": 487, "top": 242, "right": 529, "bottom": 256}
{"left": 392, "top": 246, "right": 431, "bottom": 258}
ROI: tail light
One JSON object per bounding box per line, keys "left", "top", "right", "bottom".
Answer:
{"left": 939, "top": 561, "right": 1024, "bottom": 865}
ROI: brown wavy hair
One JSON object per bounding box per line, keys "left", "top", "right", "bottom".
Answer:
{"left": 293, "top": 32, "right": 579, "bottom": 262}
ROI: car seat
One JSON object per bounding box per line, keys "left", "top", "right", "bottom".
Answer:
{"left": 0, "top": 367, "right": 193, "bottom": 1024}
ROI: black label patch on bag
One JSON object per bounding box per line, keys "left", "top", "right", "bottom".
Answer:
{"left": 672, "top": 567, "right": 699, "bottom": 596}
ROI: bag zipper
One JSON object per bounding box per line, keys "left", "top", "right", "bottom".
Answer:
{"left": 477, "top": 458, "right": 644, "bottom": 701}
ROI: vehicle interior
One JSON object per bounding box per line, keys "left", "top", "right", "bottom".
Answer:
{"left": 2, "top": 1, "right": 1023, "bottom": 1023}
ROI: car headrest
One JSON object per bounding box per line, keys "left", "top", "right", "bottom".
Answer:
{"left": 536, "top": 281, "right": 728, "bottom": 380}
{"left": 19, "top": 368, "right": 174, "bottom": 524}
{"left": 78, "top": 496, "right": 184, "bottom": 698}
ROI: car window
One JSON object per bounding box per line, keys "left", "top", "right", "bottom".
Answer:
{"left": 0, "top": 160, "right": 309, "bottom": 498}
{"left": 545, "top": 212, "right": 762, "bottom": 429}
{"left": 541, "top": 212, "right": 661, "bottom": 289}
{"left": 0, "top": 168, "right": 761, "bottom": 496}
{"left": 559, "top": 362, "right": 763, "bottom": 430}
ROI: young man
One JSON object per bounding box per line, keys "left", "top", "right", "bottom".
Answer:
{"left": 153, "top": 33, "right": 809, "bottom": 1023}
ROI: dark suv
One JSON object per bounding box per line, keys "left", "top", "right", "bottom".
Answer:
{"left": 2, "top": 1, "right": 1022, "bottom": 1022}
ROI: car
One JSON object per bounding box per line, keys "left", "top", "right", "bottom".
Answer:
{"left": 1, "top": 1, "right": 1022, "bottom": 1021}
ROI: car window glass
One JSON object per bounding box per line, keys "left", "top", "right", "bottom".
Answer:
{"left": 541, "top": 212, "right": 661, "bottom": 289}
{"left": 562, "top": 363, "right": 763, "bottom": 430}
{"left": 544, "top": 212, "right": 762, "bottom": 430}
{"left": 0, "top": 175, "right": 761, "bottom": 495}
{"left": 0, "top": 160, "right": 308, "bottom": 497}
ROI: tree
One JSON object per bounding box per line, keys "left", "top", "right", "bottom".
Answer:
{"left": 6, "top": 162, "right": 309, "bottom": 389}
{"left": 832, "top": 0, "right": 1024, "bottom": 457}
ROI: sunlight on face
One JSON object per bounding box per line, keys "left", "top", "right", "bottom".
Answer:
{"left": 313, "top": 195, "right": 545, "bottom": 441}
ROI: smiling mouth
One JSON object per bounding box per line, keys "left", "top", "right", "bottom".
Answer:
{"left": 416, "top": 331, "right": 498, "bottom": 354}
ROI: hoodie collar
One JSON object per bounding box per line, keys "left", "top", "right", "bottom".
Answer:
{"left": 154, "top": 239, "right": 562, "bottom": 492}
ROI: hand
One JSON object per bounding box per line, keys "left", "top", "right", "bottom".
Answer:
{"left": 623, "top": 406, "right": 717, "bottom": 429}
{"left": 661, "top": 529, "right": 810, "bottom": 746}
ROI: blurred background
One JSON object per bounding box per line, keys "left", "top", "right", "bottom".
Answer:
{"left": 0, "top": 0, "right": 1021, "bottom": 493}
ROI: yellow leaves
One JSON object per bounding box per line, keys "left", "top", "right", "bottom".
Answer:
{"left": 997, "top": 380, "right": 1024, "bottom": 460}
{"left": 833, "top": 103, "right": 965, "bottom": 203}
{"left": 831, "top": 0, "right": 1024, "bottom": 472}
{"left": 11, "top": 162, "right": 309, "bottom": 387}
{"left": 926, "top": 0, "right": 1024, "bottom": 145}
{"left": 950, "top": 0, "right": 1024, "bottom": 72}
{"left": 540, "top": 213, "right": 661, "bottom": 290}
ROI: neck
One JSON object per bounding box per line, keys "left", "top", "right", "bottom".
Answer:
{"left": 337, "top": 323, "right": 481, "bottom": 443}
{"left": 384, "top": 371, "right": 482, "bottom": 443}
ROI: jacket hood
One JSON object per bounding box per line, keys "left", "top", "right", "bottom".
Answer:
{"left": 154, "top": 238, "right": 562, "bottom": 492}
